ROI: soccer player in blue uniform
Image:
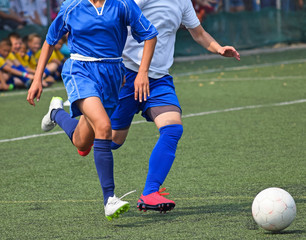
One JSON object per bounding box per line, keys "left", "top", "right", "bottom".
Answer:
{"left": 110, "top": 0, "right": 240, "bottom": 213}
{"left": 27, "top": 0, "right": 158, "bottom": 220}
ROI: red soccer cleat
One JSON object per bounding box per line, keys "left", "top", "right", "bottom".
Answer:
{"left": 77, "top": 144, "right": 93, "bottom": 157}
{"left": 137, "top": 188, "right": 175, "bottom": 213}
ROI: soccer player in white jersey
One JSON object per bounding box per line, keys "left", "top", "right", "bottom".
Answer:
{"left": 110, "top": 0, "right": 240, "bottom": 212}
{"left": 27, "top": 0, "right": 158, "bottom": 220}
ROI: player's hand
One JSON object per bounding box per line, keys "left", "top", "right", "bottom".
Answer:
{"left": 134, "top": 71, "right": 150, "bottom": 102}
{"left": 218, "top": 46, "right": 240, "bottom": 61}
{"left": 27, "top": 79, "right": 43, "bottom": 106}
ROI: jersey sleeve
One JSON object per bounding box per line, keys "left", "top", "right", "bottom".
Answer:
{"left": 125, "top": 0, "right": 158, "bottom": 43}
{"left": 45, "top": 1, "right": 70, "bottom": 46}
{"left": 182, "top": 0, "right": 201, "bottom": 29}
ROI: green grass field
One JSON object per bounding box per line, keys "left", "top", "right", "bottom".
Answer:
{"left": 1, "top": 47, "right": 306, "bottom": 239}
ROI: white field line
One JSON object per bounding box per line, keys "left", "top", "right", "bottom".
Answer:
{"left": 1, "top": 99, "right": 306, "bottom": 144}
{"left": 0, "top": 86, "right": 65, "bottom": 97}
{"left": 1, "top": 58, "right": 305, "bottom": 98}
{"left": 0, "top": 196, "right": 252, "bottom": 205}
{"left": 1, "top": 195, "right": 306, "bottom": 204}
{"left": 174, "top": 76, "right": 305, "bottom": 83}
{"left": 174, "top": 44, "right": 306, "bottom": 62}
{"left": 173, "top": 58, "right": 306, "bottom": 77}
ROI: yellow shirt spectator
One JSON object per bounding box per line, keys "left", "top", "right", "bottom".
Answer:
{"left": 28, "top": 49, "right": 41, "bottom": 69}
{"left": 15, "top": 53, "right": 30, "bottom": 68}
{"left": 0, "top": 56, "right": 7, "bottom": 69}
{"left": 6, "top": 52, "right": 17, "bottom": 61}
{"left": 49, "top": 50, "right": 65, "bottom": 63}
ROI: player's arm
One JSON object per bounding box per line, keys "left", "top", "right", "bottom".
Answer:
{"left": 2, "top": 64, "right": 34, "bottom": 80}
{"left": 27, "top": 41, "right": 55, "bottom": 106}
{"left": 134, "top": 36, "right": 157, "bottom": 102}
{"left": 188, "top": 25, "right": 240, "bottom": 61}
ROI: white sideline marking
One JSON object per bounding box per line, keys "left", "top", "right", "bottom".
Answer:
{"left": 173, "top": 59, "right": 306, "bottom": 77}
{"left": 1, "top": 99, "right": 306, "bottom": 144}
{"left": 174, "top": 76, "right": 305, "bottom": 83}
{"left": 174, "top": 44, "right": 306, "bottom": 62}
{"left": 0, "top": 131, "right": 66, "bottom": 143}
{"left": 1, "top": 195, "right": 305, "bottom": 204}
{"left": 1, "top": 59, "right": 305, "bottom": 98}
{"left": 0, "top": 86, "right": 65, "bottom": 97}
{"left": 182, "top": 99, "right": 306, "bottom": 118}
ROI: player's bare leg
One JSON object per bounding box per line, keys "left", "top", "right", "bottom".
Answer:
{"left": 77, "top": 97, "right": 130, "bottom": 220}
{"left": 112, "top": 128, "right": 130, "bottom": 146}
{"left": 73, "top": 115, "right": 95, "bottom": 156}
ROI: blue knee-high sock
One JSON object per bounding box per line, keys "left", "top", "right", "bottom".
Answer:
{"left": 51, "top": 109, "right": 78, "bottom": 141}
{"left": 143, "top": 124, "right": 183, "bottom": 196}
{"left": 93, "top": 139, "right": 115, "bottom": 205}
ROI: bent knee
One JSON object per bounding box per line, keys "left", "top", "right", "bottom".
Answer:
{"left": 94, "top": 121, "right": 112, "bottom": 138}
{"left": 74, "top": 140, "right": 93, "bottom": 151}
{"left": 160, "top": 124, "right": 183, "bottom": 140}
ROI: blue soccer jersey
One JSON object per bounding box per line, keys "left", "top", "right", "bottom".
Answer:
{"left": 46, "top": 0, "right": 158, "bottom": 58}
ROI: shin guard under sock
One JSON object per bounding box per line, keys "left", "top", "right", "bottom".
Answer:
{"left": 143, "top": 124, "right": 183, "bottom": 196}
{"left": 93, "top": 139, "right": 115, "bottom": 205}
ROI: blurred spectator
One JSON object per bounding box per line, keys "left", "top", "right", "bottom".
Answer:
{"left": 51, "top": 0, "right": 65, "bottom": 20}
{"left": 242, "top": 0, "right": 261, "bottom": 11}
{"left": 26, "top": 33, "right": 42, "bottom": 70}
{"left": 260, "top": 0, "right": 275, "bottom": 8}
{"left": 193, "top": 0, "right": 222, "bottom": 22}
{"left": 9, "top": 32, "right": 36, "bottom": 75}
{"left": 60, "top": 34, "right": 70, "bottom": 58}
{"left": 0, "top": 70, "right": 13, "bottom": 90}
{"left": 16, "top": 39, "right": 31, "bottom": 69}
{"left": 0, "top": 38, "right": 34, "bottom": 89}
{"left": 7, "top": 32, "right": 23, "bottom": 67}
{"left": 26, "top": 33, "right": 56, "bottom": 85}
{"left": 281, "top": 0, "right": 304, "bottom": 11}
{"left": 48, "top": 36, "right": 66, "bottom": 81}
{"left": 0, "top": 0, "right": 26, "bottom": 30}
{"left": 35, "top": 0, "right": 48, "bottom": 26}
{"left": 297, "top": 0, "right": 304, "bottom": 9}
{"left": 228, "top": 0, "right": 245, "bottom": 12}
{"left": 21, "top": 0, "right": 48, "bottom": 26}
{"left": 254, "top": 0, "right": 304, "bottom": 11}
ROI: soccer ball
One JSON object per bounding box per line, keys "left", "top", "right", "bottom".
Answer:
{"left": 252, "top": 187, "right": 296, "bottom": 232}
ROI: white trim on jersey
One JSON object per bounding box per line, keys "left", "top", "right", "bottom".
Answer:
{"left": 87, "top": 0, "right": 107, "bottom": 15}
{"left": 70, "top": 53, "right": 122, "bottom": 62}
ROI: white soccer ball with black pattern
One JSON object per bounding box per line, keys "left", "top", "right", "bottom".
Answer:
{"left": 252, "top": 187, "right": 296, "bottom": 232}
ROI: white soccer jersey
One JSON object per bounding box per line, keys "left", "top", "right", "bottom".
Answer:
{"left": 123, "top": 0, "right": 200, "bottom": 78}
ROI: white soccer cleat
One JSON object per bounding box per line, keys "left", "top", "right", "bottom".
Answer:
{"left": 104, "top": 193, "right": 132, "bottom": 221}
{"left": 41, "top": 97, "right": 63, "bottom": 132}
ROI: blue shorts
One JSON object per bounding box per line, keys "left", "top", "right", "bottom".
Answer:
{"left": 111, "top": 68, "right": 181, "bottom": 130}
{"left": 61, "top": 58, "right": 125, "bottom": 118}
